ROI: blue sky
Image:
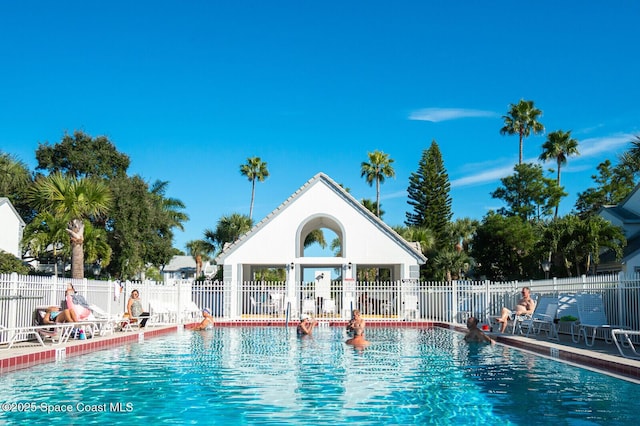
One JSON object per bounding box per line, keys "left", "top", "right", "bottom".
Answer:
{"left": 1, "top": 1, "right": 638, "bottom": 252}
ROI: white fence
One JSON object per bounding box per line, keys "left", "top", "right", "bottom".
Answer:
{"left": 2, "top": 272, "right": 640, "bottom": 345}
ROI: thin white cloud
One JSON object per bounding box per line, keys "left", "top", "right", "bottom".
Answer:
{"left": 451, "top": 163, "right": 515, "bottom": 188}
{"left": 409, "top": 108, "right": 497, "bottom": 123}
{"left": 576, "top": 134, "right": 631, "bottom": 157}
{"left": 450, "top": 133, "right": 634, "bottom": 188}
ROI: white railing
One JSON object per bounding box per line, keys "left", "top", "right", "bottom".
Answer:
{"left": 3, "top": 272, "right": 640, "bottom": 345}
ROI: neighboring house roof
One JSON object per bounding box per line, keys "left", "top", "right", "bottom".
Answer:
{"left": 0, "top": 197, "right": 26, "bottom": 227}
{"left": 216, "top": 172, "right": 427, "bottom": 264}
{"left": 599, "top": 205, "right": 640, "bottom": 223}
{"left": 162, "top": 255, "right": 196, "bottom": 272}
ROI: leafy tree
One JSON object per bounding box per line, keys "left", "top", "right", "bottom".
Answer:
{"left": 500, "top": 99, "right": 544, "bottom": 165}
{"left": 0, "top": 250, "right": 31, "bottom": 274}
{"left": 491, "top": 163, "right": 565, "bottom": 222}
{"left": 35, "top": 130, "right": 130, "bottom": 179}
{"left": 539, "top": 130, "right": 580, "bottom": 218}
{"left": 0, "top": 152, "right": 34, "bottom": 221}
{"left": 471, "top": 212, "right": 539, "bottom": 281}
{"left": 405, "top": 141, "right": 452, "bottom": 243}
{"left": 105, "top": 175, "right": 181, "bottom": 279}
{"left": 360, "top": 150, "right": 395, "bottom": 217}
{"left": 27, "top": 173, "right": 112, "bottom": 279}
{"left": 240, "top": 157, "right": 269, "bottom": 220}
{"left": 574, "top": 159, "right": 635, "bottom": 218}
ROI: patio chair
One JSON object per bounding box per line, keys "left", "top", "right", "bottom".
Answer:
{"left": 571, "top": 293, "right": 623, "bottom": 347}
{"left": 611, "top": 329, "right": 640, "bottom": 360}
{"left": 520, "top": 296, "right": 559, "bottom": 340}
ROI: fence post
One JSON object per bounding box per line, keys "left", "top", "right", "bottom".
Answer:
{"left": 7, "top": 272, "right": 19, "bottom": 329}
{"left": 49, "top": 274, "right": 58, "bottom": 307}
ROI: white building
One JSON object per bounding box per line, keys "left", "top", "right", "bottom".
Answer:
{"left": 0, "top": 197, "right": 26, "bottom": 258}
{"left": 215, "top": 173, "right": 427, "bottom": 317}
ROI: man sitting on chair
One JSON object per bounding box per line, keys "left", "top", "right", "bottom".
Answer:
{"left": 496, "top": 287, "right": 535, "bottom": 333}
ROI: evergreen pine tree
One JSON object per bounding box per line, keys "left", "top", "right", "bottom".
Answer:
{"left": 405, "top": 140, "right": 452, "bottom": 243}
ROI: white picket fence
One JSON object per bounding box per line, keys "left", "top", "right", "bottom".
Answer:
{"left": 2, "top": 272, "right": 640, "bottom": 345}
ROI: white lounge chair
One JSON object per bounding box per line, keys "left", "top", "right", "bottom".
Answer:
{"left": 571, "top": 293, "right": 622, "bottom": 346}
{"left": 611, "top": 329, "right": 640, "bottom": 360}
{"left": 520, "top": 296, "right": 559, "bottom": 340}
{"left": 1, "top": 323, "right": 74, "bottom": 349}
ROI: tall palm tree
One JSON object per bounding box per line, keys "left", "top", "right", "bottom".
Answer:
{"left": 539, "top": 130, "right": 580, "bottom": 218}
{"left": 360, "top": 150, "right": 395, "bottom": 217}
{"left": 27, "top": 173, "right": 112, "bottom": 279}
{"left": 240, "top": 157, "right": 269, "bottom": 220}
{"left": 500, "top": 99, "right": 544, "bottom": 165}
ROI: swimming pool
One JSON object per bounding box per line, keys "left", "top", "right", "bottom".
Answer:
{"left": 0, "top": 326, "right": 638, "bottom": 425}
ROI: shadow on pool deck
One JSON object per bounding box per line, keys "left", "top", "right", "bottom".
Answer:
{"left": 1, "top": 320, "right": 639, "bottom": 382}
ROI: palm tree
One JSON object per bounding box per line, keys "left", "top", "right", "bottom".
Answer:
{"left": 240, "top": 157, "right": 269, "bottom": 220}
{"left": 500, "top": 99, "right": 544, "bottom": 165}
{"left": 209, "top": 213, "right": 254, "bottom": 255}
{"left": 27, "top": 173, "right": 112, "bottom": 279}
{"left": 149, "top": 180, "right": 188, "bottom": 231}
{"left": 539, "top": 130, "right": 580, "bottom": 218}
{"left": 361, "top": 198, "right": 384, "bottom": 218}
{"left": 185, "top": 239, "right": 209, "bottom": 277}
{"left": 22, "top": 211, "right": 70, "bottom": 277}
{"left": 360, "top": 150, "right": 395, "bottom": 217}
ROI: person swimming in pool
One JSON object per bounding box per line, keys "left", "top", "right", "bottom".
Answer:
{"left": 346, "top": 309, "right": 369, "bottom": 348}
{"left": 464, "top": 316, "right": 495, "bottom": 344}
{"left": 193, "top": 308, "right": 214, "bottom": 330}
{"left": 297, "top": 314, "right": 318, "bottom": 336}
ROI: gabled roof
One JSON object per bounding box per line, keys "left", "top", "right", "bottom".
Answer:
{"left": 216, "top": 172, "right": 427, "bottom": 263}
{"left": 0, "top": 197, "right": 26, "bottom": 227}
{"left": 162, "top": 255, "right": 196, "bottom": 272}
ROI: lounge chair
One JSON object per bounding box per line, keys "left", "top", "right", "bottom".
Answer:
{"left": 611, "top": 329, "right": 640, "bottom": 360}
{"left": 571, "top": 292, "right": 623, "bottom": 347}
{"left": 0, "top": 324, "right": 75, "bottom": 349}
{"left": 520, "top": 296, "right": 559, "bottom": 340}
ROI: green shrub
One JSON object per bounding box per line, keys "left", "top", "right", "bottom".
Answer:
{"left": 0, "top": 250, "right": 31, "bottom": 275}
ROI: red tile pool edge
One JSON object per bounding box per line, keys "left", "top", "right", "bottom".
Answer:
{"left": 0, "top": 326, "right": 179, "bottom": 375}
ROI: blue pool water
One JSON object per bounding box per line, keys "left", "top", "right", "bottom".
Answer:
{"left": 0, "top": 326, "right": 638, "bottom": 425}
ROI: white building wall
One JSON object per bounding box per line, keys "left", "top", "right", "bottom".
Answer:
{"left": 0, "top": 200, "right": 23, "bottom": 257}
{"left": 223, "top": 179, "right": 421, "bottom": 281}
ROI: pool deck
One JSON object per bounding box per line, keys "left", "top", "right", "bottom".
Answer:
{"left": 1, "top": 320, "right": 639, "bottom": 383}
